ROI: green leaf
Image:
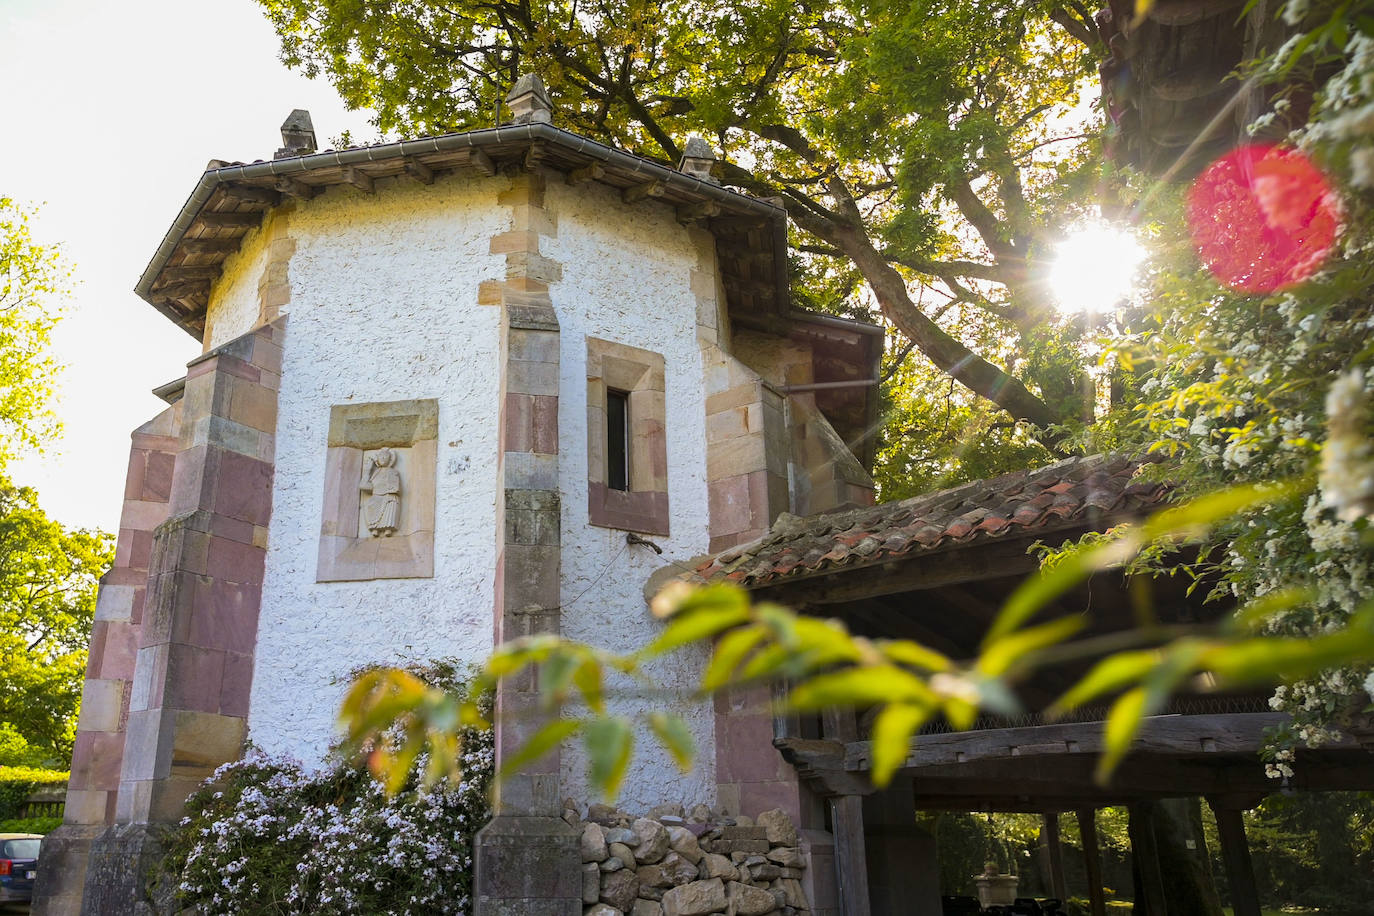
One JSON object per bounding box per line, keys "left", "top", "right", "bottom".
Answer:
{"left": 641, "top": 604, "right": 752, "bottom": 658}
{"left": 498, "top": 718, "right": 581, "bottom": 782}
{"left": 648, "top": 712, "right": 695, "bottom": 772}
{"left": 702, "top": 624, "right": 768, "bottom": 691}
{"left": 1049, "top": 650, "right": 1160, "bottom": 717}
{"left": 977, "top": 616, "right": 1085, "bottom": 677}
{"left": 584, "top": 716, "right": 634, "bottom": 800}
{"left": 541, "top": 650, "right": 582, "bottom": 708}
{"left": 1096, "top": 686, "right": 1146, "bottom": 784}
{"left": 573, "top": 658, "right": 605, "bottom": 715}
{"left": 870, "top": 703, "right": 927, "bottom": 787}
{"left": 991, "top": 482, "right": 1296, "bottom": 646}
{"left": 881, "top": 640, "right": 952, "bottom": 673}
{"left": 788, "top": 665, "right": 936, "bottom": 711}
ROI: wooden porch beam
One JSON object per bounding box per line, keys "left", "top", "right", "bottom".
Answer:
{"left": 847, "top": 713, "right": 1290, "bottom": 771}
{"left": 622, "top": 180, "right": 665, "bottom": 204}
{"left": 467, "top": 148, "right": 496, "bottom": 177}
{"left": 275, "top": 176, "right": 317, "bottom": 201}
{"left": 567, "top": 162, "right": 605, "bottom": 185}
{"left": 223, "top": 183, "right": 280, "bottom": 205}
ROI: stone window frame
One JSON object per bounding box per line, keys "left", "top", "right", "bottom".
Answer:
{"left": 586, "top": 337, "right": 669, "bottom": 536}
{"left": 317, "top": 399, "right": 438, "bottom": 581}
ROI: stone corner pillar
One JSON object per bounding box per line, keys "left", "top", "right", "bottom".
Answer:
{"left": 31, "top": 404, "right": 183, "bottom": 916}
{"left": 76, "top": 319, "right": 285, "bottom": 915}
{"left": 473, "top": 169, "right": 580, "bottom": 915}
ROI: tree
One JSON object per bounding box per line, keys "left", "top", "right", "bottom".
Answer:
{"left": 261, "top": 0, "right": 1106, "bottom": 456}
{"left": 0, "top": 477, "right": 114, "bottom": 765}
{"left": 0, "top": 197, "right": 67, "bottom": 463}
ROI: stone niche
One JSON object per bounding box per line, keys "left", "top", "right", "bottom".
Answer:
{"left": 317, "top": 399, "right": 438, "bottom": 581}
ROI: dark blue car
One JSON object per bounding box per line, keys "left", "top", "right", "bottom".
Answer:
{"left": 0, "top": 834, "right": 43, "bottom": 905}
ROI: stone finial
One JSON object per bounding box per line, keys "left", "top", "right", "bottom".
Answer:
{"left": 506, "top": 73, "right": 553, "bottom": 125}
{"left": 678, "top": 136, "right": 718, "bottom": 183}
{"left": 276, "top": 109, "right": 317, "bottom": 159}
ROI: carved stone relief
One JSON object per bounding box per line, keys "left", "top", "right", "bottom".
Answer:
{"left": 317, "top": 399, "right": 438, "bottom": 581}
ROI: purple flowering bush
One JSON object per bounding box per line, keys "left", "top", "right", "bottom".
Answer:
{"left": 167, "top": 665, "right": 492, "bottom": 915}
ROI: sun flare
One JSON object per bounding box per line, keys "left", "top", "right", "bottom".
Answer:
{"left": 1048, "top": 223, "right": 1145, "bottom": 315}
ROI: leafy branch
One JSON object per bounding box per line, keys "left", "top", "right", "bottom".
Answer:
{"left": 341, "top": 480, "right": 1374, "bottom": 799}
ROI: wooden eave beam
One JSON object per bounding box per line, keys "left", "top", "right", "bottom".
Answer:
{"left": 223, "top": 183, "right": 280, "bottom": 206}
{"left": 159, "top": 265, "right": 221, "bottom": 282}
{"left": 151, "top": 280, "right": 210, "bottom": 300}
{"left": 676, "top": 200, "right": 722, "bottom": 224}
{"left": 198, "top": 212, "right": 263, "bottom": 228}
{"left": 275, "top": 176, "right": 317, "bottom": 200}
{"left": 343, "top": 166, "right": 375, "bottom": 194}
{"left": 567, "top": 162, "right": 605, "bottom": 185}
{"left": 403, "top": 158, "right": 435, "bottom": 185}
{"left": 622, "top": 180, "right": 665, "bottom": 204}
{"left": 179, "top": 238, "right": 242, "bottom": 254}
{"left": 467, "top": 148, "right": 496, "bottom": 177}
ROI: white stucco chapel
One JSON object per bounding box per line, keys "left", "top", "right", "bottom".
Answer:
{"left": 35, "top": 76, "right": 882, "bottom": 915}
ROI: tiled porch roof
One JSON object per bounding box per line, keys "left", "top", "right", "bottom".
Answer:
{"left": 694, "top": 454, "right": 1170, "bottom": 588}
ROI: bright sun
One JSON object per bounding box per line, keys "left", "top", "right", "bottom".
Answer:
{"left": 1048, "top": 223, "right": 1145, "bottom": 315}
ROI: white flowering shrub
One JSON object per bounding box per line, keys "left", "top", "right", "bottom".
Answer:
{"left": 167, "top": 665, "right": 492, "bottom": 915}
{"left": 1085, "top": 0, "right": 1374, "bottom": 768}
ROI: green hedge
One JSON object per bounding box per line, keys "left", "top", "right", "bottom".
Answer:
{"left": 0, "top": 816, "right": 62, "bottom": 835}
{"left": 0, "top": 766, "right": 68, "bottom": 820}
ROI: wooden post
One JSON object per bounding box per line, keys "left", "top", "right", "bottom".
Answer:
{"left": 1042, "top": 813, "right": 1068, "bottom": 903}
{"left": 1128, "top": 802, "right": 1169, "bottom": 915}
{"left": 1076, "top": 808, "right": 1107, "bottom": 916}
{"left": 822, "top": 707, "right": 870, "bottom": 916}
{"left": 831, "top": 795, "right": 872, "bottom": 916}
{"left": 1207, "top": 798, "right": 1262, "bottom": 916}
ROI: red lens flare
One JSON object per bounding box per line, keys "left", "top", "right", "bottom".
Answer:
{"left": 1186, "top": 144, "right": 1340, "bottom": 293}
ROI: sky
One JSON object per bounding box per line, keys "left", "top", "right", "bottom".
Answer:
{"left": 1, "top": 0, "right": 377, "bottom": 532}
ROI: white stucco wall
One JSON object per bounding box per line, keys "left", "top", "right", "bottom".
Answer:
{"left": 543, "top": 180, "right": 717, "bottom": 812}
{"left": 203, "top": 215, "right": 274, "bottom": 351}
{"left": 249, "top": 175, "right": 507, "bottom": 764}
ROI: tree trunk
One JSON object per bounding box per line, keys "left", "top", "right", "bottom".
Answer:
{"left": 1128, "top": 800, "right": 1225, "bottom": 916}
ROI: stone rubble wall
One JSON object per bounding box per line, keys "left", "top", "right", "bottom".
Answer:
{"left": 565, "top": 799, "right": 810, "bottom": 916}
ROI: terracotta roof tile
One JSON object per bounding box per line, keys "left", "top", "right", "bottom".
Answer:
{"left": 694, "top": 454, "right": 1170, "bottom": 589}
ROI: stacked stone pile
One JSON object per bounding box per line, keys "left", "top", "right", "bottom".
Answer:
{"left": 566, "top": 799, "right": 810, "bottom": 916}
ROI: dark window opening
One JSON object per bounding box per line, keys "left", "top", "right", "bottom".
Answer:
{"left": 607, "top": 389, "right": 630, "bottom": 491}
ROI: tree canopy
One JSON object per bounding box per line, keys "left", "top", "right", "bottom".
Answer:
{"left": 0, "top": 196, "right": 66, "bottom": 463}
{"left": 262, "top": 0, "right": 1107, "bottom": 465}
{"left": 0, "top": 477, "right": 113, "bottom": 765}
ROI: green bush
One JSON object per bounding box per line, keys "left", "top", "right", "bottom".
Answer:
{"left": 0, "top": 816, "right": 61, "bottom": 834}
{"left": 0, "top": 765, "right": 68, "bottom": 820}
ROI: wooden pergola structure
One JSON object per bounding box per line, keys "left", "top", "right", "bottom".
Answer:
{"left": 698, "top": 456, "right": 1374, "bottom": 915}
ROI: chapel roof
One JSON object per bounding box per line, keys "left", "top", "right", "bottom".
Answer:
{"left": 693, "top": 453, "right": 1170, "bottom": 589}
{"left": 137, "top": 121, "right": 800, "bottom": 343}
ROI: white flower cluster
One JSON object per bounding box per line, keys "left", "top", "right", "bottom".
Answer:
{"left": 1319, "top": 369, "right": 1374, "bottom": 522}
{"left": 171, "top": 733, "right": 493, "bottom": 916}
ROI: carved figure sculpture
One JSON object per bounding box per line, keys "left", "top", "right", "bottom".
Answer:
{"left": 360, "top": 447, "right": 402, "bottom": 536}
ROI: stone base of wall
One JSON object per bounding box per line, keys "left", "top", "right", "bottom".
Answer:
{"left": 474, "top": 814, "right": 582, "bottom": 915}
{"left": 569, "top": 801, "right": 811, "bottom": 916}
{"left": 78, "top": 823, "right": 176, "bottom": 916}
{"left": 30, "top": 824, "right": 102, "bottom": 916}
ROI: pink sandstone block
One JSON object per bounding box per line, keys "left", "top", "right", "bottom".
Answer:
{"left": 219, "top": 652, "right": 254, "bottom": 717}
{"left": 188, "top": 579, "right": 262, "bottom": 656}
{"left": 143, "top": 450, "right": 176, "bottom": 502}
{"left": 205, "top": 536, "right": 266, "bottom": 586}
{"left": 162, "top": 645, "right": 227, "bottom": 715}
{"left": 738, "top": 781, "right": 803, "bottom": 825}
{"left": 212, "top": 450, "right": 273, "bottom": 525}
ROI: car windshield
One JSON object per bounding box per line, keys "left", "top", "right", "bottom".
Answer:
{"left": 2, "top": 839, "right": 40, "bottom": 859}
